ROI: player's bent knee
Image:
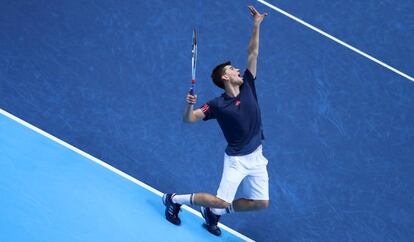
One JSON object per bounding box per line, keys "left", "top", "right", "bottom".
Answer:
{"left": 218, "top": 201, "right": 231, "bottom": 209}
{"left": 257, "top": 200, "right": 269, "bottom": 209}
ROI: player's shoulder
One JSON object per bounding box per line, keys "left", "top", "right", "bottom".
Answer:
{"left": 208, "top": 95, "right": 222, "bottom": 104}
{"left": 198, "top": 96, "right": 220, "bottom": 111}
{"left": 244, "top": 69, "right": 256, "bottom": 80}
{"left": 211, "top": 96, "right": 223, "bottom": 110}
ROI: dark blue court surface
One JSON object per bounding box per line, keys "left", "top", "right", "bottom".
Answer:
{"left": 1, "top": 0, "right": 413, "bottom": 241}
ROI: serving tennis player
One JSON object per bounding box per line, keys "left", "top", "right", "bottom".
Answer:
{"left": 163, "top": 5, "right": 269, "bottom": 236}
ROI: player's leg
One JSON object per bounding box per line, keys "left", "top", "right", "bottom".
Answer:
{"left": 200, "top": 154, "right": 247, "bottom": 236}
{"left": 193, "top": 192, "right": 230, "bottom": 208}
{"left": 233, "top": 146, "right": 269, "bottom": 212}
{"left": 232, "top": 197, "right": 269, "bottom": 211}
{"left": 162, "top": 192, "right": 231, "bottom": 226}
{"left": 163, "top": 154, "right": 246, "bottom": 232}
{"left": 165, "top": 192, "right": 229, "bottom": 207}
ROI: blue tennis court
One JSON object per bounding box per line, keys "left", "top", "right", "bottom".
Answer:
{"left": 1, "top": 0, "right": 413, "bottom": 241}
{"left": 0, "top": 109, "right": 251, "bottom": 241}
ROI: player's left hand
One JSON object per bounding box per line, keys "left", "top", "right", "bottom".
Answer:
{"left": 248, "top": 5, "right": 268, "bottom": 25}
{"left": 186, "top": 89, "right": 198, "bottom": 105}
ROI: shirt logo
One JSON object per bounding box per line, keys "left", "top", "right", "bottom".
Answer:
{"left": 235, "top": 100, "right": 241, "bottom": 106}
{"left": 201, "top": 103, "right": 210, "bottom": 113}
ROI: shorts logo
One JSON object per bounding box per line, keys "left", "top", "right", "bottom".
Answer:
{"left": 201, "top": 104, "right": 210, "bottom": 113}
{"left": 235, "top": 100, "right": 241, "bottom": 106}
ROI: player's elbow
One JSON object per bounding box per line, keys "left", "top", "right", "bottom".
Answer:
{"left": 248, "top": 49, "right": 259, "bottom": 57}
{"left": 183, "top": 117, "right": 192, "bottom": 123}
{"left": 183, "top": 116, "right": 196, "bottom": 123}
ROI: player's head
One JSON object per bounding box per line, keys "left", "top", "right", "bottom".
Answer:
{"left": 211, "top": 61, "right": 243, "bottom": 89}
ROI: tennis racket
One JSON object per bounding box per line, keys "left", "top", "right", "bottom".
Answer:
{"left": 190, "top": 28, "right": 197, "bottom": 95}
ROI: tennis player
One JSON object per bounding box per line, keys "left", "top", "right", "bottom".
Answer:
{"left": 163, "top": 6, "right": 269, "bottom": 236}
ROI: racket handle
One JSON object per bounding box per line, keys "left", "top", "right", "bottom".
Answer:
{"left": 190, "top": 80, "right": 196, "bottom": 95}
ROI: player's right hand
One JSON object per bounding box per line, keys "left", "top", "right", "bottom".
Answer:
{"left": 186, "top": 90, "right": 197, "bottom": 105}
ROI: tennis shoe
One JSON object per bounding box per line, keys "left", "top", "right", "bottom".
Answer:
{"left": 162, "top": 193, "right": 182, "bottom": 225}
{"left": 200, "top": 206, "right": 221, "bottom": 236}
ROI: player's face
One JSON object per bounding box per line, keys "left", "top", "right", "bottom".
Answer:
{"left": 223, "top": 65, "right": 243, "bottom": 85}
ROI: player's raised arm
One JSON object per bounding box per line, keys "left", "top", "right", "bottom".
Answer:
{"left": 183, "top": 91, "right": 205, "bottom": 123}
{"left": 247, "top": 5, "right": 267, "bottom": 78}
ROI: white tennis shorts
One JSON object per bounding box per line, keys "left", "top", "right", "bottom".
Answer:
{"left": 216, "top": 145, "right": 269, "bottom": 203}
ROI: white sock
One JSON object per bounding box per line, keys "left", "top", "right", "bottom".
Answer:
{"left": 211, "top": 204, "right": 234, "bottom": 215}
{"left": 172, "top": 193, "right": 195, "bottom": 205}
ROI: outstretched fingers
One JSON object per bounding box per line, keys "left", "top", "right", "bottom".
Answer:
{"left": 248, "top": 5, "right": 268, "bottom": 17}
{"left": 248, "top": 5, "right": 258, "bottom": 15}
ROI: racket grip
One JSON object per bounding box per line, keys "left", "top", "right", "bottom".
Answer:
{"left": 190, "top": 80, "right": 196, "bottom": 95}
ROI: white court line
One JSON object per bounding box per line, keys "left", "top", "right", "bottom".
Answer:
{"left": 0, "top": 108, "right": 254, "bottom": 242}
{"left": 257, "top": 0, "right": 414, "bottom": 82}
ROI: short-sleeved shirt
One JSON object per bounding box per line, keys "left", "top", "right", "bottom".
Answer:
{"left": 200, "top": 69, "right": 264, "bottom": 156}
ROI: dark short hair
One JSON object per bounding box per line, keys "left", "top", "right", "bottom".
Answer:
{"left": 211, "top": 61, "right": 231, "bottom": 89}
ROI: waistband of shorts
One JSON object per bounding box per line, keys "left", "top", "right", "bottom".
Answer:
{"left": 225, "top": 144, "right": 262, "bottom": 158}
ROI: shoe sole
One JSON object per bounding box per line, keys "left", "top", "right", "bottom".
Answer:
{"left": 200, "top": 207, "right": 221, "bottom": 236}
{"left": 203, "top": 224, "right": 221, "bottom": 236}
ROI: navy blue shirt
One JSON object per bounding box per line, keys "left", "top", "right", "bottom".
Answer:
{"left": 200, "top": 69, "right": 264, "bottom": 156}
